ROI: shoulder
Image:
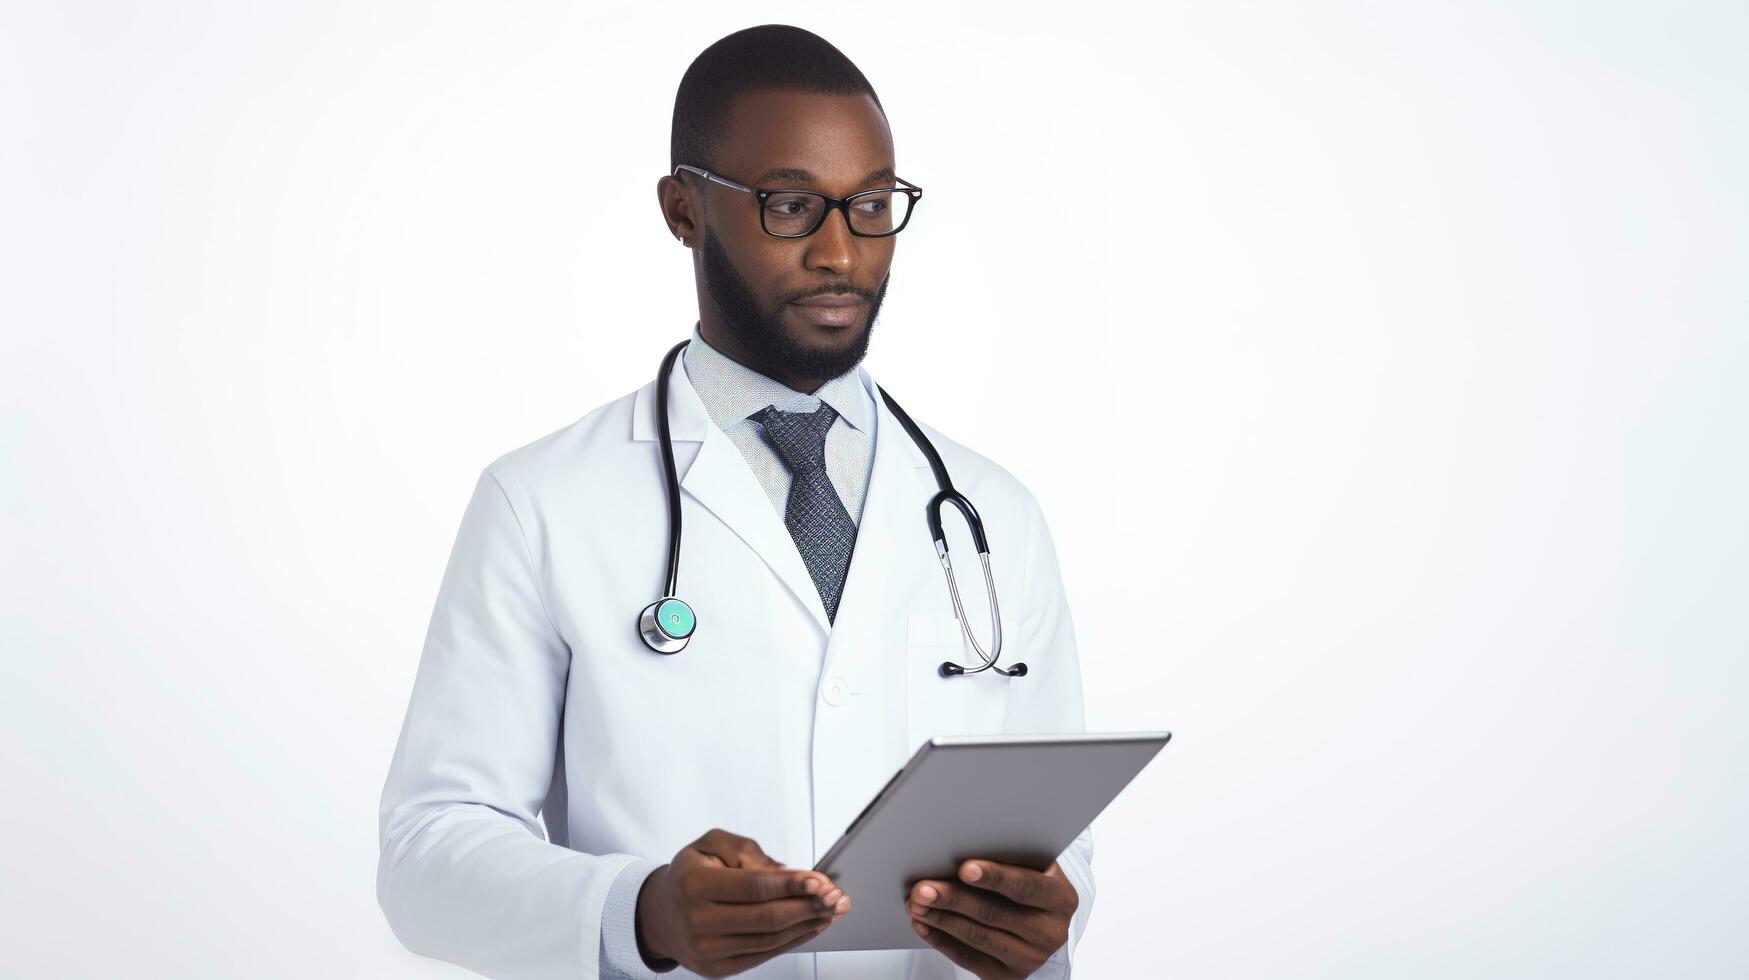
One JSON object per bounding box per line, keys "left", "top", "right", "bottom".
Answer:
{"left": 477, "top": 379, "right": 648, "bottom": 503}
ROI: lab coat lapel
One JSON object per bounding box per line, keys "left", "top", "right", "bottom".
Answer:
{"left": 632, "top": 349, "right": 833, "bottom": 635}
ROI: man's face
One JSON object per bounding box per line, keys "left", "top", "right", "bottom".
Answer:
{"left": 673, "top": 89, "right": 900, "bottom": 389}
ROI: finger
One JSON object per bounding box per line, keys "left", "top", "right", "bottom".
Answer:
{"left": 911, "top": 905, "right": 1044, "bottom": 972}
{"left": 908, "top": 879, "right": 1053, "bottom": 946}
{"left": 819, "top": 888, "right": 853, "bottom": 920}
{"left": 709, "top": 895, "right": 842, "bottom": 936}
{"left": 958, "top": 859, "right": 1076, "bottom": 913}
{"left": 694, "top": 909, "right": 833, "bottom": 959}
{"left": 710, "top": 916, "right": 835, "bottom": 975}
{"left": 688, "top": 865, "right": 827, "bottom": 904}
{"left": 912, "top": 919, "right": 1014, "bottom": 978}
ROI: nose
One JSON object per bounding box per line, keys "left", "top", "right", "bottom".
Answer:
{"left": 803, "top": 206, "right": 859, "bottom": 276}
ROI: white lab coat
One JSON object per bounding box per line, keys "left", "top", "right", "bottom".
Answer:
{"left": 377, "top": 350, "right": 1095, "bottom": 979}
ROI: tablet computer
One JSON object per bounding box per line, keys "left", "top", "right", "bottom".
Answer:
{"left": 793, "top": 730, "right": 1171, "bottom": 954}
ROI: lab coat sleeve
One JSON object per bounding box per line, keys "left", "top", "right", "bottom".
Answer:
{"left": 1003, "top": 491, "right": 1096, "bottom": 979}
{"left": 600, "top": 857, "right": 676, "bottom": 977}
{"left": 377, "top": 466, "right": 639, "bottom": 980}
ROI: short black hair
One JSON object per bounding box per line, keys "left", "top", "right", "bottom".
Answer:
{"left": 670, "top": 25, "right": 884, "bottom": 176}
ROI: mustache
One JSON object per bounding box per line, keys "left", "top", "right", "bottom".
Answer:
{"left": 789, "top": 284, "right": 872, "bottom": 303}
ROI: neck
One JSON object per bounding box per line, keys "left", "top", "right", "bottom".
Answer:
{"left": 697, "top": 318, "right": 825, "bottom": 394}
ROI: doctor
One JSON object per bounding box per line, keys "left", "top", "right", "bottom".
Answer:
{"left": 377, "top": 24, "right": 1094, "bottom": 980}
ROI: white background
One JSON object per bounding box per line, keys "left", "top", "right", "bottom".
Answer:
{"left": 3, "top": 2, "right": 1745, "bottom": 977}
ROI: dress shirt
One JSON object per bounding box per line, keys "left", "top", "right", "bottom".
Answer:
{"left": 597, "top": 322, "right": 878, "bottom": 978}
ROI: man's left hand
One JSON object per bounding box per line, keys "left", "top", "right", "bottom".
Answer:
{"left": 906, "top": 859, "right": 1077, "bottom": 979}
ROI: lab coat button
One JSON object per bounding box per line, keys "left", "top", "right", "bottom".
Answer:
{"left": 822, "top": 676, "right": 848, "bottom": 706}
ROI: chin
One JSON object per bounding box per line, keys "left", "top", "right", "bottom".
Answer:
{"left": 775, "top": 309, "right": 874, "bottom": 379}
{"left": 788, "top": 314, "right": 868, "bottom": 347}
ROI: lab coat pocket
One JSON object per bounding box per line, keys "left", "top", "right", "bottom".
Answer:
{"left": 905, "top": 613, "right": 1010, "bottom": 749}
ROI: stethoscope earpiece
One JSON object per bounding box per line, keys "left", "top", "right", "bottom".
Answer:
{"left": 941, "top": 658, "right": 1027, "bottom": 678}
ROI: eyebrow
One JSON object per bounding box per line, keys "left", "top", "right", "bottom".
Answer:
{"left": 753, "top": 166, "right": 897, "bottom": 188}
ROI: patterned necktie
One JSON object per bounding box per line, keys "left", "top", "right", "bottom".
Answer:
{"left": 748, "top": 402, "right": 858, "bottom": 624}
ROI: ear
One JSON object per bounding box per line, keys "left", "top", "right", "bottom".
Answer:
{"left": 657, "top": 173, "right": 699, "bottom": 246}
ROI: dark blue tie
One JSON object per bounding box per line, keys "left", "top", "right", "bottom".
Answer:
{"left": 748, "top": 403, "right": 858, "bottom": 624}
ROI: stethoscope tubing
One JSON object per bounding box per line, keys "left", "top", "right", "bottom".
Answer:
{"left": 655, "top": 340, "right": 687, "bottom": 600}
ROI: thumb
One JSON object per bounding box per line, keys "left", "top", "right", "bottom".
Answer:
{"left": 734, "top": 841, "right": 785, "bottom": 870}
{"left": 696, "top": 828, "right": 778, "bottom": 870}
{"left": 692, "top": 829, "right": 812, "bottom": 876}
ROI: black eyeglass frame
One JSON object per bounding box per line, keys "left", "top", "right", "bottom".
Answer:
{"left": 672, "top": 163, "right": 923, "bottom": 239}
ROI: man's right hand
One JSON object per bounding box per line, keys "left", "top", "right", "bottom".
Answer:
{"left": 634, "top": 828, "right": 851, "bottom": 977}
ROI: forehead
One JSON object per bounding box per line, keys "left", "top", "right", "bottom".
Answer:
{"left": 715, "top": 89, "right": 896, "bottom": 193}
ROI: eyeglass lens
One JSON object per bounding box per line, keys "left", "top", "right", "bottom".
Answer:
{"left": 763, "top": 189, "right": 914, "bottom": 237}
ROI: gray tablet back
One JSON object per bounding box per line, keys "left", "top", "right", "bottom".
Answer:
{"left": 794, "top": 731, "right": 1170, "bottom": 954}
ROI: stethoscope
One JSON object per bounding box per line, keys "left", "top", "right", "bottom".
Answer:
{"left": 638, "top": 339, "right": 1027, "bottom": 679}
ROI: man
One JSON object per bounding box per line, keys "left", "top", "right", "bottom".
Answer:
{"left": 378, "top": 25, "right": 1094, "bottom": 980}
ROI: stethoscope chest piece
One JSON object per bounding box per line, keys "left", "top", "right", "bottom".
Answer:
{"left": 639, "top": 596, "right": 696, "bottom": 654}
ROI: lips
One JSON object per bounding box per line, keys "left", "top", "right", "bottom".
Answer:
{"left": 789, "top": 295, "right": 867, "bottom": 327}
{"left": 791, "top": 294, "right": 866, "bottom": 307}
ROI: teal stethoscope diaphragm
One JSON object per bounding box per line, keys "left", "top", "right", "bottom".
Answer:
{"left": 639, "top": 596, "right": 696, "bottom": 655}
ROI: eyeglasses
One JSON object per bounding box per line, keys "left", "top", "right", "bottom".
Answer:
{"left": 673, "top": 163, "right": 922, "bottom": 239}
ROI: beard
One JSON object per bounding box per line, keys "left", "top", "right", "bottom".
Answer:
{"left": 699, "top": 223, "right": 889, "bottom": 383}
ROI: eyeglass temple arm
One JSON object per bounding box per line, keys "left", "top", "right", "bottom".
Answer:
{"left": 672, "top": 164, "right": 754, "bottom": 194}
{"left": 676, "top": 164, "right": 918, "bottom": 199}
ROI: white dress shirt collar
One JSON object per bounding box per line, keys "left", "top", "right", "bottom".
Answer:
{"left": 682, "top": 321, "right": 873, "bottom": 433}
